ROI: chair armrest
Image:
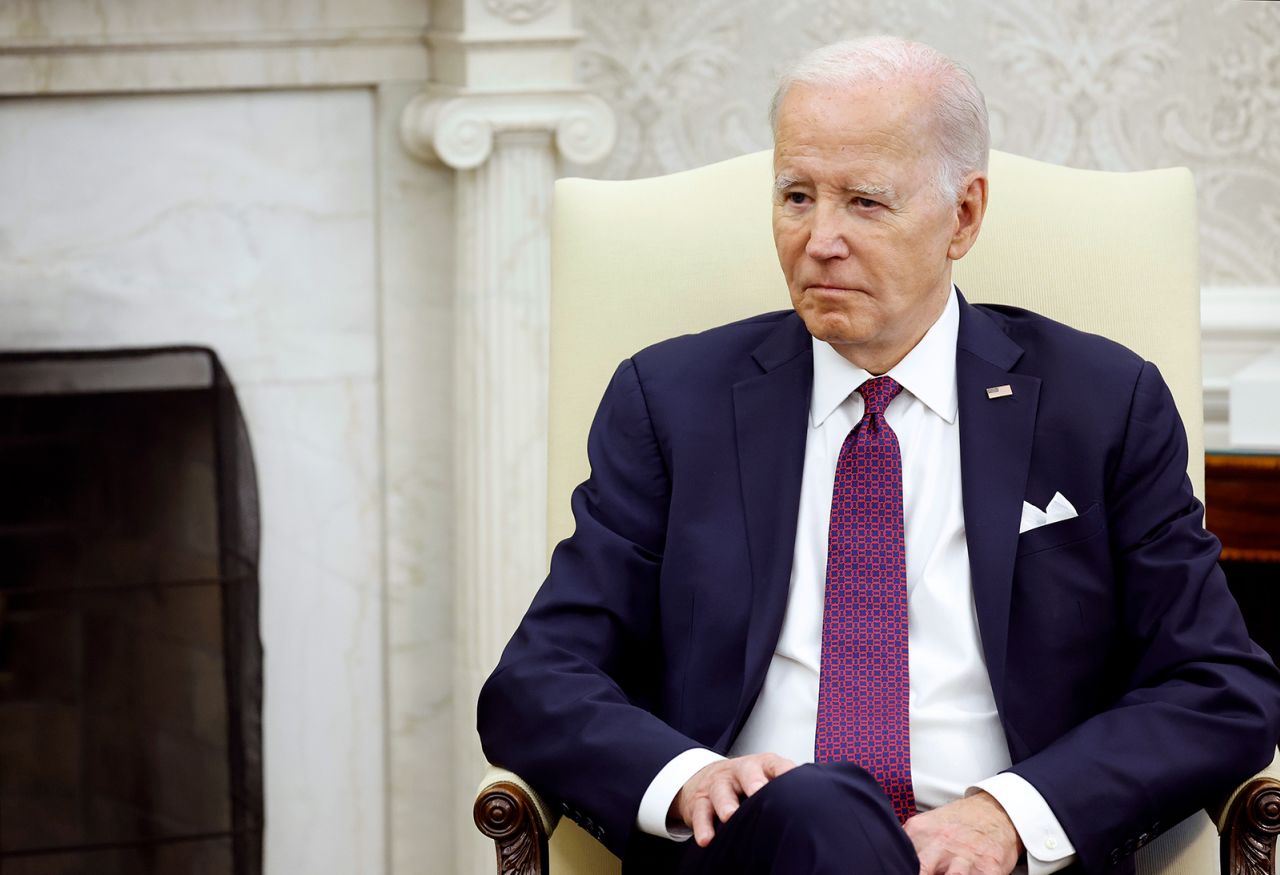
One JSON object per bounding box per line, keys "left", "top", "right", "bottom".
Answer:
{"left": 1214, "top": 750, "right": 1280, "bottom": 875}
{"left": 475, "top": 765, "right": 559, "bottom": 875}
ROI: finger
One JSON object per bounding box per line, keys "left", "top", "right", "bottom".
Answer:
{"left": 901, "top": 814, "right": 921, "bottom": 838}
{"left": 914, "top": 848, "right": 942, "bottom": 875}
{"left": 691, "top": 796, "right": 716, "bottom": 847}
{"left": 740, "top": 760, "right": 770, "bottom": 797}
{"left": 709, "top": 775, "right": 741, "bottom": 823}
{"left": 902, "top": 816, "right": 929, "bottom": 850}
{"left": 943, "top": 859, "right": 972, "bottom": 875}
{"left": 762, "top": 754, "right": 797, "bottom": 779}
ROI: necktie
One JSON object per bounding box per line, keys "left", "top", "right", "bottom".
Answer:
{"left": 813, "top": 375, "right": 916, "bottom": 823}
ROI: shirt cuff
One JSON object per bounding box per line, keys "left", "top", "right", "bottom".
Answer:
{"left": 970, "top": 772, "right": 1076, "bottom": 875}
{"left": 636, "top": 748, "right": 727, "bottom": 841}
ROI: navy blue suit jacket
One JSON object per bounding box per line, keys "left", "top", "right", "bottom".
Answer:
{"left": 478, "top": 294, "right": 1280, "bottom": 873}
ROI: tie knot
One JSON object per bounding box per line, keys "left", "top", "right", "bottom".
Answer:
{"left": 857, "top": 376, "right": 902, "bottom": 418}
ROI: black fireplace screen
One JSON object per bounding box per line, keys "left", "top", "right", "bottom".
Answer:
{"left": 0, "top": 348, "right": 263, "bottom": 875}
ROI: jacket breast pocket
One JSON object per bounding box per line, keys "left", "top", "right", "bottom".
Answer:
{"left": 1010, "top": 499, "right": 1115, "bottom": 679}
{"left": 1016, "top": 501, "right": 1104, "bottom": 557}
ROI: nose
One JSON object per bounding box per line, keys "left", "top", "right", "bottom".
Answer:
{"left": 804, "top": 202, "right": 850, "bottom": 260}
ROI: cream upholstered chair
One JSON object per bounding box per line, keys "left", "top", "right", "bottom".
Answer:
{"left": 473, "top": 149, "right": 1280, "bottom": 875}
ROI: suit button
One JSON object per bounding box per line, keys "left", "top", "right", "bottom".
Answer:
{"left": 1109, "top": 849, "right": 1121, "bottom": 866}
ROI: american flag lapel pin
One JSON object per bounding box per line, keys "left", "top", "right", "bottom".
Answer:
{"left": 986, "top": 384, "right": 1013, "bottom": 399}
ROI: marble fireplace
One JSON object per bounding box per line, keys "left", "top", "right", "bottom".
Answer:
{"left": 0, "top": 348, "right": 262, "bottom": 875}
{"left": 0, "top": 81, "right": 455, "bottom": 873}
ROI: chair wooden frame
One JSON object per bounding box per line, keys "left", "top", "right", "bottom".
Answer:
{"left": 474, "top": 778, "right": 551, "bottom": 875}
{"left": 475, "top": 768, "right": 1280, "bottom": 875}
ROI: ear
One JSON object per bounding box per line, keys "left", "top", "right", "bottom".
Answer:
{"left": 947, "top": 172, "right": 988, "bottom": 261}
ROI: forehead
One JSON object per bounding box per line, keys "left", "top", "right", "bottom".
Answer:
{"left": 772, "top": 80, "right": 936, "bottom": 182}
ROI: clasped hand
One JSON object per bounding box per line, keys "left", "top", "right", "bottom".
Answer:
{"left": 669, "top": 754, "right": 1022, "bottom": 875}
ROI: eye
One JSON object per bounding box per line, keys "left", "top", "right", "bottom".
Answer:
{"left": 785, "top": 191, "right": 810, "bottom": 206}
{"left": 853, "top": 196, "right": 880, "bottom": 209}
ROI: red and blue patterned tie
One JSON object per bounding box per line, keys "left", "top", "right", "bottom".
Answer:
{"left": 814, "top": 375, "right": 916, "bottom": 823}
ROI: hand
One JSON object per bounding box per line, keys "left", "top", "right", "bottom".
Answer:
{"left": 669, "top": 753, "right": 797, "bottom": 847}
{"left": 904, "top": 791, "right": 1022, "bottom": 875}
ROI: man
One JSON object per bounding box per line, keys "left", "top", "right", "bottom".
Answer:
{"left": 478, "top": 36, "right": 1280, "bottom": 875}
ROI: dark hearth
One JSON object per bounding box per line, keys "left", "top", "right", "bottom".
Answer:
{"left": 0, "top": 348, "right": 262, "bottom": 875}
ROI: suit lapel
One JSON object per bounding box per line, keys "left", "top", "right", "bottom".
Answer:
{"left": 720, "top": 301, "right": 1039, "bottom": 748}
{"left": 955, "top": 297, "right": 1040, "bottom": 724}
{"left": 721, "top": 314, "right": 812, "bottom": 749}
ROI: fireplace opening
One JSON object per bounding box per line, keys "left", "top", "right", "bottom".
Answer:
{"left": 0, "top": 348, "right": 263, "bottom": 875}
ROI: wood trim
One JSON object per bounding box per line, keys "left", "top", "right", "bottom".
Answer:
{"left": 1208, "top": 455, "right": 1280, "bottom": 473}
{"left": 1205, "top": 453, "right": 1280, "bottom": 563}
{"left": 1223, "top": 775, "right": 1280, "bottom": 875}
{"left": 474, "top": 781, "right": 550, "bottom": 875}
{"left": 1221, "top": 547, "right": 1280, "bottom": 564}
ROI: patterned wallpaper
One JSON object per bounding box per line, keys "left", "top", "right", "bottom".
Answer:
{"left": 573, "top": 0, "right": 1280, "bottom": 286}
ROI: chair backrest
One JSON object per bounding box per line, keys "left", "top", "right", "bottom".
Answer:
{"left": 546, "top": 149, "right": 1210, "bottom": 874}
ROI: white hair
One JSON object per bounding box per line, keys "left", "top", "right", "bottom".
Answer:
{"left": 769, "top": 36, "right": 990, "bottom": 202}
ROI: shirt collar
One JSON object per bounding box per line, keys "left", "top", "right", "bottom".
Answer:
{"left": 809, "top": 285, "right": 960, "bottom": 427}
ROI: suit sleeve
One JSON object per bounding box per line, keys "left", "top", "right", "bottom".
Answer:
{"left": 1008, "top": 361, "right": 1280, "bottom": 871}
{"left": 477, "top": 358, "right": 700, "bottom": 857}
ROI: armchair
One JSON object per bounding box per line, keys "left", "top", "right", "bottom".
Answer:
{"left": 475, "top": 149, "right": 1280, "bottom": 874}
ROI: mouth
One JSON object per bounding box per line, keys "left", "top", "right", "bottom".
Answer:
{"left": 805, "top": 284, "right": 863, "bottom": 295}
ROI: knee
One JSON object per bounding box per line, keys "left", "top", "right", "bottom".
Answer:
{"left": 752, "top": 762, "right": 890, "bottom": 831}
{"left": 711, "top": 764, "right": 916, "bottom": 875}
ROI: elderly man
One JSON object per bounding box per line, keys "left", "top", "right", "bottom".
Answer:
{"left": 477, "top": 36, "right": 1280, "bottom": 875}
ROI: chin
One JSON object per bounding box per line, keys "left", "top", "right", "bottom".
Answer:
{"left": 796, "top": 306, "right": 874, "bottom": 345}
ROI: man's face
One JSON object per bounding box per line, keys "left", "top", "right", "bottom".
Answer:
{"left": 772, "top": 79, "right": 972, "bottom": 372}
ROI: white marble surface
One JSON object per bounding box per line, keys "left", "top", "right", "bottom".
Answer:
{"left": 376, "top": 81, "right": 459, "bottom": 875}
{"left": 0, "top": 87, "right": 393, "bottom": 874}
{"left": 0, "top": 0, "right": 430, "bottom": 94}
{"left": 240, "top": 378, "right": 386, "bottom": 875}
{"left": 0, "top": 90, "right": 378, "bottom": 385}
{"left": 0, "top": 0, "right": 427, "bottom": 39}
{"left": 0, "top": 40, "right": 430, "bottom": 96}
{"left": 238, "top": 378, "right": 387, "bottom": 874}
{"left": 0, "top": 0, "right": 430, "bottom": 95}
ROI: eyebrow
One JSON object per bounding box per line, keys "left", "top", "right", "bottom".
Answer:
{"left": 773, "top": 174, "right": 799, "bottom": 198}
{"left": 843, "top": 183, "right": 895, "bottom": 201}
{"left": 772, "top": 175, "right": 898, "bottom": 204}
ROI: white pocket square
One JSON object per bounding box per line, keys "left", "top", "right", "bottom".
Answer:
{"left": 1019, "top": 492, "right": 1078, "bottom": 534}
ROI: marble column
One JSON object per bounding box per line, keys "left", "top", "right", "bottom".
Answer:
{"left": 401, "top": 69, "right": 615, "bottom": 872}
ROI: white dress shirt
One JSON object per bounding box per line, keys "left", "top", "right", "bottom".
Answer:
{"left": 636, "top": 289, "right": 1075, "bottom": 873}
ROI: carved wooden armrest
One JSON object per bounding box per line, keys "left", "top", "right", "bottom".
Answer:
{"left": 475, "top": 766, "right": 559, "bottom": 875}
{"left": 1216, "top": 750, "right": 1280, "bottom": 875}
{"left": 472, "top": 757, "right": 1280, "bottom": 875}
